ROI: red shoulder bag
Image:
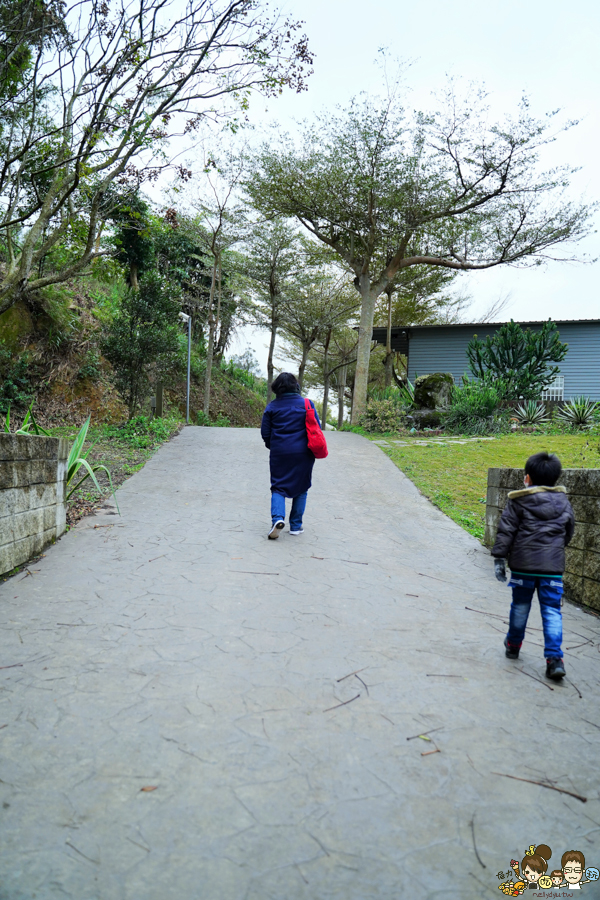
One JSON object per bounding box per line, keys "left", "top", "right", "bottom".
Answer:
{"left": 304, "top": 398, "right": 328, "bottom": 459}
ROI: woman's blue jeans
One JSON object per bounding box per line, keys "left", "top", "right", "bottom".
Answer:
{"left": 271, "top": 490, "right": 307, "bottom": 530}
{"left": 506, "top": 574, "right": 563, "bottom": 658}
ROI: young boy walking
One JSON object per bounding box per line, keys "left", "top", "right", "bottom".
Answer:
{"left": 492, "top": 451, "right": 575, "bottom": 681}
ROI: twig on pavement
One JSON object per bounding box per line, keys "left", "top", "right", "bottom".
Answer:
{"left": 510, "top": 667, "right": 554, "bottom": 691}
{"left": 407, "top": 726, "right": 444, "bottom": 741}
{"left": 470, "top": 814, "right": 486, "bottom": 868}
{"left": 323, "top": 694, "right": 360, "bottom": 713}
{"left": 336, "top": 667, "right": 368, "bottom": 682}
{"left": 492, "top": 772, "right": 587, "bottom": 803}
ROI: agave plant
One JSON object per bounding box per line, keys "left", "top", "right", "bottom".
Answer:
{"left": 513, "top": 400, "right": 548, "bottom": 426}
{"left": 3, "top": 402, "right": 51, "bottom": 436}
{"left": 557, "top": 396, "right": 598, "bottom": 428}
{"left": 397, "top": 377, "right": 415, "bottom": 406}
{"left": 66, "top": 416, "right": 120, "bottom": 513}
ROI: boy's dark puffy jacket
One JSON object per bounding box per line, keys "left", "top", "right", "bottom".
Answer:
{"left": 491, "top": 486, "right": 575, "bottom": 574}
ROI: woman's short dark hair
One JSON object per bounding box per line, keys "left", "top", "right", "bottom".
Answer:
{"left": 525, "top": 452, "right": 562, "bottom": 486}
{"left": 272, "top": 372, "right": 300, "bottom": 396}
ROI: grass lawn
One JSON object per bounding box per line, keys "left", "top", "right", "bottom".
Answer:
{"left": 369, "top": 432, "right": 600, "bottom": 541}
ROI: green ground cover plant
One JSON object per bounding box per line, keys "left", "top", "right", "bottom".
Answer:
{"left": 49, "top": 415, "right": 183, "bottom": 525}
{"left": 371, "top": 432, "right": 600, "bottom": 541}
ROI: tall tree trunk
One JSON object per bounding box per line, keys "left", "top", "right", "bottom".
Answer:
{"left": 321, "top": 326, "right": 332, "bottom": 428}
{"left": 203, "top": 256, "right": 218, "bottom": 417}
{"left": 351, "top": 278, "right": 378, "bottom": 424}
{"left": 267, "top": 304, "right": 277, "bottom": 400}
{"left": 384, "top": 288, "right": 393, "bottom": 387}
{"left": 298, "top": 343, "right": 310, "bottom": 391}
{"left": 337, "top": 364, "right": 347, "bottom": 429}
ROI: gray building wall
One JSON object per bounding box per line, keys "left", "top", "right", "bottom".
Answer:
{"left": 407, "top": 321, "right": 600, "bottom": 400}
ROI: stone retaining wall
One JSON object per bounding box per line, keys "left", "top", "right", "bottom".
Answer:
{"left": 0, "top": 434, "right": 69, "bottom": 576}
{"left": 485, "top": 467, "right": 600, "bottom": 612}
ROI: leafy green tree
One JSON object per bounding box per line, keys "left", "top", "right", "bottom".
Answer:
{"left": 243, "top": 219, "right": 306, "bottom": 396}
{"left": 101, "top": 273, "right": 180, "bottom": 418}
{"left": 0, "top": 0, "right": 313, "bottom": 315}
{"left": 246, "top": 80, "right": 594, "bottom": 423}
{"left": 466, "top": 319, "right": 568, "bottom": 400}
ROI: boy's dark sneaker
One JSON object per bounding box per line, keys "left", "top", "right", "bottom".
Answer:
{"left": 546, "top": 657, "right": 566, "bottom": 681}
{"left": 504, "top": 637, "right": 520, "bottom": 659}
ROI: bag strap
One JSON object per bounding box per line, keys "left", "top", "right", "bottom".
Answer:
{"left": 304, "top": 398, "right": 310, "bottom": 411}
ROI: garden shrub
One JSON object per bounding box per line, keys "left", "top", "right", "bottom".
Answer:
{"left": 443, "top": 381, "right": 509, "bottom": 435}
{"left": 359, "top": 399, "right": 401, "bottom": 433}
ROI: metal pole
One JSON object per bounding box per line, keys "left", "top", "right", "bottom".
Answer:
{"left": 186, "top": 316, "right": 191, "bottom": 425}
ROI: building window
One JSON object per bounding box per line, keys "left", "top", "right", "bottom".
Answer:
{"left": 541, "top": 375, "right": 564, "bottom": 401}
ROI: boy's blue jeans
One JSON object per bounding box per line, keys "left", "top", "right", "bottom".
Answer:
{"left": 271, "top": 491, "right": 307, "bottom": 531}
{"left": 506, "top": 574, "right": 563, "bottom": 658}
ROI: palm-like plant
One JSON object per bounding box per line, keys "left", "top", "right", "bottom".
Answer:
{"left": 513, "top": 400, "right": 548, "bottom": 426}
{"left": 557, "top": 396, "right": 598, "bottom": 428}
{"left": 66, "top": 416, "right": 120, "bottom": 513}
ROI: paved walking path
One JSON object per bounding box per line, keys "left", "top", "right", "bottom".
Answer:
{"left": 1, "top": 429, "right": 599, "bottom": 900}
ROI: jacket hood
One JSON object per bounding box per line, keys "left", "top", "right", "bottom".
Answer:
{"left": 507, "top": 485, "right": 569, "bottom": 522}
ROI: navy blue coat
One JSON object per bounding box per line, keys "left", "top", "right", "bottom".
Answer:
{"left": 261, "top": 393, "right": 320, "bottom": 497}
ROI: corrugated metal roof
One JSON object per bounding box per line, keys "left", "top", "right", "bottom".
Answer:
{"left": 408, "top": 319, "right": 600, "bottom": 329}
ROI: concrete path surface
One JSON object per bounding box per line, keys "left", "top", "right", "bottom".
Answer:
{"left": 1, "top": 428, "right": 599, "bottom": 900}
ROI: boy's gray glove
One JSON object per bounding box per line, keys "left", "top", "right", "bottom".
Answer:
{"left": 494, "top": 559, "right": 507, "bottom": 583}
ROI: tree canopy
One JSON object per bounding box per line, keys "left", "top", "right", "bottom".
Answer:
{"left": 0, "top": 0, "right": 313, "bottom": 315}
{"left": 246, "top": 81, "right": 594, "bottom": 421}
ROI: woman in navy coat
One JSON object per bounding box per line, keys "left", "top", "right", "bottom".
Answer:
{"left": 260, "top": 372, "right": 321, "bottom": 539}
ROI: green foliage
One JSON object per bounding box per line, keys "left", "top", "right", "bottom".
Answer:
{"left": 513, "top": 400, "right": 548, "bottom": 426}
{"left": 444, "top": 381, "right": 509, "bottom": 435}
{"left": 101, "top": 273, "right": 181, "bottom": 418}
{"left": 220, "top": 356, "right": 268, "bottom": 397}
{"left": 3, "top": 401, "right": 50, "bottom": 435}
{"left": 0, "top": 345, "right": 32, "bottom": 412}
{"left": 196, "top": 411, "right": 211, "bottom": 426}
{"left": 557, "top": 396, "right": 598, "bottom": 428}
{"left": 104, "top": 415, "right": 179, "bottom": 449}
{"left": 359, "top": 399, "right": 401, "bottom": 433}
{"left": 77, "top": 349, "right": 100, "bottom": 381}
{"left": 66, "top": 416, "right": 119, "bottom": 511}
{"left": 467, "top": 320, "right": 568, "bottom": 401}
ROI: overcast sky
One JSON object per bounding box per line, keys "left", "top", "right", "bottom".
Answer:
{"left": 227, "top": 0, "right": 599, "bottom": 368}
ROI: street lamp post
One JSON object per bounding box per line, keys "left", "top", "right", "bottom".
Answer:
{"left": 179, "top": 312, "right": 191, "bottom": 425}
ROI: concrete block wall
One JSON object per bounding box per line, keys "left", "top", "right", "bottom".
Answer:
{"left": 485, "top": 467, "right": 600, "bottom": 613}
{"left": 0, "top": 433, "right": 69, "bottom": 576}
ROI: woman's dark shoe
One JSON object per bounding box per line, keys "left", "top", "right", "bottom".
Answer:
{"left": 546, "top": 657, "right": 566, "bottom": 680}
{"left": 504, "top": 637, "right": 520, "bottom": 659}
{"left": 268, "top": 520, "right": 285, "bottom": 540}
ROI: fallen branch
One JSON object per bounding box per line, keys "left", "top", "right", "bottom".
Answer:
{"left": 337, "top": 666, "right": 368, "bottom": 682}
{"left": 567, "top": 679, "right": 583, "bottom": 699}
{"left": 0, "top": 663, "right": 23, "bottom": 670}
{"left": 323, "top": 693, "right": 360, "bottom": 713}
{"left": 421, "top": 748, "right": 441, "bottom": 757}
{"left": 581, "top": 718, "right": 600, "bottom": 730}
{"left": 470, "top": 814, "right": 486, "bottom": 869}
{"left": 407, "top": 726, "right": 444, "bottom": 741}
{"left": 492, "top": 772, "right": 587, "bottom": 803}
{"left": 234, "top": 571, "right": 280, "bottom": 575}
{"left": 465, "top": 606, "right": 507, "bottom": 620}
{"left": 355, "top": 674, "right": 369, "bottom": 695}
{"left": 510, "top": 667, "right": 554, "bottom": 691}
